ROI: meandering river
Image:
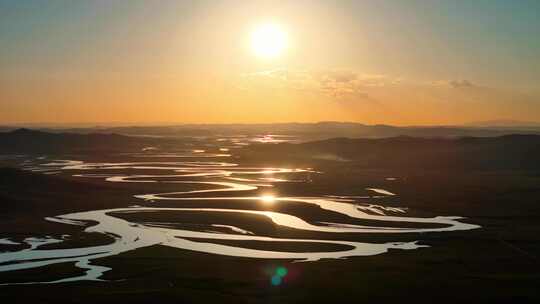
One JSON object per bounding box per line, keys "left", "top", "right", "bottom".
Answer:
{"left": 0, "top": 147, "right": 480, "bottom": 284}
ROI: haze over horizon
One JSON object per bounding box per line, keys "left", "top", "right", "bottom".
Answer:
{"left": 2, "top": 0, "right": 540, "bottom": 125}
{"left": 4, "top": 119, "right": 540, "bottom": 130}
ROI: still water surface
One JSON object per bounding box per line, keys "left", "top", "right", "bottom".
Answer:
{"left": 0, "top": 146, "right": 480, "bottom": 284}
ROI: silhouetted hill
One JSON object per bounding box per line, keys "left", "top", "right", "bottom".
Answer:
{"left": 0, "top": 126, "right": 16, "bottom": 132}
{"left": 0, "top": 128, "right": 164, "bottom": 153}
{"left": 241, "top": 134, "right": 540, "bottom": 170}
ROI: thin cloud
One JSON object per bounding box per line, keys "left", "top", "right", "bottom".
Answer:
{"left": 240, "top": 69, "right": 400, "bottom": 99}
{"left": 449, "top": 80, "right": 476, "bottom": 89}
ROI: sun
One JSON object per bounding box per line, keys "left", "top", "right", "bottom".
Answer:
{"left": 250, "top": 23, "right": 287, "bottom": 59}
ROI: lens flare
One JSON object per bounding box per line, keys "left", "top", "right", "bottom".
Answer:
{"left": 270, "top": 265, "right": 289, "bottom": 286}
{"left": 271, "top": 275, "right": 282, "bottom": 286}
{"left": 276, "top": 266, "right": 288, "bottom": 277}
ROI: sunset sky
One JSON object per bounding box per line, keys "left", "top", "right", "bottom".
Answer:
{"left": 1, "top": 0, "right": 539, "bottom": 125}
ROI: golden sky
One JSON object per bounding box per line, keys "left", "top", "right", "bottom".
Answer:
{"left": 1, "top": 0, "right": 539, "bottom": 125}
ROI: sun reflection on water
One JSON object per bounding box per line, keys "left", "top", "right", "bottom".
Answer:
{"left": 260, "top": 195, "right": 276, "bottom": 204}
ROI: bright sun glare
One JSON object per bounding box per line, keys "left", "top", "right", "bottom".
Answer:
{"left": 251, "top": 23, "right": 287, "bottom": 59}
{"left": 260, "top": 195, "right": 276, "bottom": 204}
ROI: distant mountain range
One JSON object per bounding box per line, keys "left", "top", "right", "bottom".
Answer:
{"left": 3, "top": 122, "right": 540, "bottom": 140}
